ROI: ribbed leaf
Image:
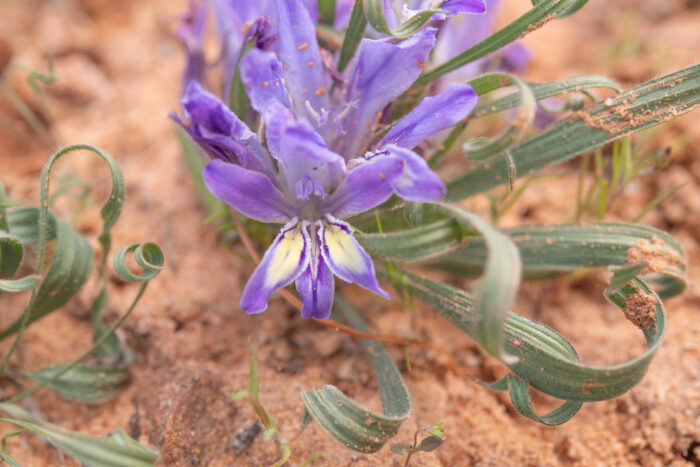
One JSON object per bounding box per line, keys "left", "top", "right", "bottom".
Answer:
{"left": 16, "top": 363, "right": 130, "bottom": 404}
{"left": 0, "top": 230, "right": 38, "bottom": 293}
{"left": 360, "top": 219, "right": 465, "bottom": 262}
{"left": 0, "top": 275, "right": 40, "bottom": 293}
{"left": 361, "top": 220, "right": 685, "bottom": 297}
{"left": 447, "top": 64, "right": 700, "bottom": 200}
{"left": 113, "top": 242, "right": 164, "bottom": 282}
{"left": 5, "top": 207, "right": 57, "bottom": 245}
{"left": 0, "top": 214, "right": 94, "bottom": 339}
{"left": 301, "top": 298, "right": 412, "bottom": 453}
{"left": 1, "top": 144, "right": 126, "bottom": 338}
{"left": 430, "top": 204, "right": 521, "bottom": 362}
{"left": 472, "top": 75, "right": 621, "bottom": 119}
{"left": 0, "top": 403, "right": 158, "bottom": 467}
{"left": 396, "top": 270, "right": 667, "bottom": 415}
{"left": 7, "top": 241, "right": 163, "bottom": 403}
{"left": 337, "top": 0, "right": 367, "bottom": 72}
{"left": 0, "top": 144, "right": 163, "bottom": 406}
{"left": 430, "top": 223, "right": 686, "bottom": 297}
{"left": 463, "top": 73, "right": 536, "bottom": 160}
{"left": 503, "top": 374, "right": 582, "bottom": 426}
{"left": 0, "top": 232, "right": 23, "bottom": 278}
{"left": 90, "top": 288, "right": 121, "bottom": 359}
{"left": 416, "top": 0, "right": 590, "bottom": 85}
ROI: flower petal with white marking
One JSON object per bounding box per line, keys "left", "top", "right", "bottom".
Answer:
{"left": 240, "top": 220, "right": 310, "bottom": 313}
{"left": 319, "top": 215, "right": 390, "bottom": 299}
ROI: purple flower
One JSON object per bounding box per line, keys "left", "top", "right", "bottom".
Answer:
{"left": 173, "top": 0, "right": 478, "bottom": 319}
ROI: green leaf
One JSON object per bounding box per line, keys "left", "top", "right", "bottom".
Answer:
{"left": 471, "top": 75, "right": 621, "bottom": 120}
{"left": 16, "top": 363, "right": 131, "bottom": 404}
{"left": 5, "top": 207, "right": 57, "bottom": 245}
{"left": 0, "top": 403, "right": 158, "bottom": 467}
{"left": 0, "top": 180, "right": 10, "bottom": 232}
{"left": 318, "top": 0, "right": 336, "bottom": 25}
{"left": 1, "top": 143, "right": 128, "bottom": 339}
{"left": 432, "top": 204, "right": 521, "bottom": 363}
{"left": 426, "top": 423, "right": 444, "bottom": 438}
{"left": 301, "top": 298, "right": 412, "bottom": 453}
{"left": 463, "top": 73, "right": 536, "bottom": 160}
{"left": 113, "top": 242, "right": 164, "bottom": 282}
{"left": 447, "top": 64, "right": 700, "bottom": 200}
{"left": 416, "top": 0, "right": 590, "bottom": 85}
{"left": 502, "top": 374, "right": 582, "bottom": 426}
{"left": 360, "top": 218, "right": 466, "bottom": 262}
{"left": 337, "top": 0, "right": 367, "bottom": 72}
{"left": 0, "top": 275, "right": 40, "bottom": 293}
{"left": 430, "top": 223, "right": 686, "bottom": 297}
{"left": 395, "top": 269, "right": 668, "bottom": 406}
{"left": 7, "top": 241, "right": 162, "bottom": 403}
{"left": 363, "top": 0, "right": 444, "bottom": 38}
{"left": 390, "top": 443, "right": 411, "bottom": 455}
{"left": 362, "top": 217, "right": 686, "bottom": 298}
{"left": 417, "top": 435, "right": 445, "bottom": 452}
{"left": 0, "top": 452, "right": 21, "bottom": 467}
{"left": 90, "top": 288, "right": 122, "bottom": 359}
{"left": 0, "top": 232, "right": 24, "bottom": 280}
{"left": 0, "top": 213, "right": 94, "bottom": 339}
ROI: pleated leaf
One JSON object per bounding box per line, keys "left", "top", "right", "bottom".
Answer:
{"left": 16, "top": 363, "right": 131, "bottom": 404}
{"left": 0, "top": 403, "right": 158, "bottom": 467}
{"left": 447, "top": 64, "right": 700, "bottom": 200}
{"left": 395, "top": 270, "right": 666, "bottom": 423}
{"left": 0, "top": 213, "right": 94, "bottom": 339}
{"left": 301, "top": 298, "right": 412, "bottom": 453}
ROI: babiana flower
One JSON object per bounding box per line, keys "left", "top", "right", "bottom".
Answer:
{"left": 172, "top": 0, "right": 478, "bottom": 319}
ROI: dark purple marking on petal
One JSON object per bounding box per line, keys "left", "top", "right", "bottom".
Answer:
{"left": 379, "top": 83, "right": 478, "bottom": 150}
{"left": 296, "top": 223, "right": 335, "bottom": 319}
{"left": 203, "top": 159, "right": 296, "bottom": 223}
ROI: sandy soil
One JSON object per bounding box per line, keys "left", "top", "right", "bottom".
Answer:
{"left": 0, "top": 0, "right": 698, "bottom": 465}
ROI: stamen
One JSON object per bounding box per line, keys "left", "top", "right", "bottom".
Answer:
{"left": 304, "top": 100, "right": 322, "bottom": 122}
